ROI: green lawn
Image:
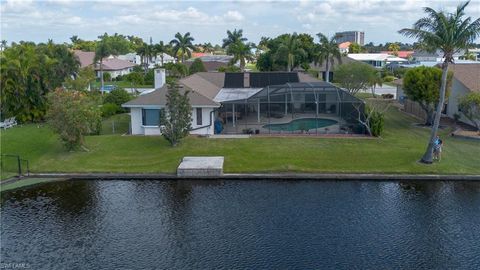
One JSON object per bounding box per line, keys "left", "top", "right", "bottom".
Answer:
{"left": 1, "top": 108, "right": 479, "bottom": 176}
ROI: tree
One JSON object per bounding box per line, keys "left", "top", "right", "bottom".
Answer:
{"left": 353, "top": 99, "right": 391, "bottom": 137}
{"left": 222, "top": 29, "right": 247, "bottom": 48}
{"left": 1, "top": 42, "right": 79, "bottom": 122}
{"left": 403, "top": 66, "right": 452, "bottom": 125}
{"left": 164, "top": 62, "right": 188, "bottom": 78}
{"left": 154, "top": 41, "right": 167, "bottom": 66}
{"left": 136, "top": 42, "right": 154, "bottom": 75}
{"left": 348, "top": 42, "right": 364, "bottom": 53}
{"left": 202, "top": 42, "right": 215, "bottom": 54}
{"left": 103, "top": 88, "right": 132, "bottom": 113}
{"left": 315, "top": 33, "right": 342, "bottom": 82}
{"left": 64, "top": 67, "right": 95, "bottom": 91}
{"left": 160, "top": 83, "right": 192, "bottom": 146}
{"left": 189, "top": 58, "right": 207, "bottom": 74}
{"left": 399, "top": 1, "right": 480, "bottom": 163}
{"left": 370, "top": 72, "right": 383, "bottom": 97}
{"left": 388, "top": 42, "right": 400, "bottom": 56}
{"left": 170, "top": 32, "right": 195, "bottom": 63}
{"left": 458, "top": 92, "right": 480, "bottom": 131}
{"left": 227, "top": 41, "right": 254, "bottom": 71}
{"left": 275, "top": 33, "right": 305, "bottom": 71}
{"left": 46, "top": 88, "right": 101, "bottom": 150}
{"left": 334, "top": 62, "right": 377, "bottom": 95}
{"left": 95, "top": 33, "right": 130, "bottom": 90}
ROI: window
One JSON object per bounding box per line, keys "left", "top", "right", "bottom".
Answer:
{"left": 142, "top": 109, "right": 160, "bottom": 126}
{"left": 196, "top": 108, "right": 202, "bottom": 125}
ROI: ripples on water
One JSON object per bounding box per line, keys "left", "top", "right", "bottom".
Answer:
{"left": 1, "top": 180, "right": 480, "bottom": 269}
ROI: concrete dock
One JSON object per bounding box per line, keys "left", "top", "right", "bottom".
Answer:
{"left": 177, "top": 156, "right": 224, "bottom": 177}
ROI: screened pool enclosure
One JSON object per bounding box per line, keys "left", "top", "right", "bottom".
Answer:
{"left": 215, "top": 82, "right": 366, "bottom": 135}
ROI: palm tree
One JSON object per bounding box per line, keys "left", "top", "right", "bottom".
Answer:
{"left": 202, "top": 42, "right": 215, "bottom": 54}
{"left": 0, "top": 40, "right": 7, "bottom": 51}
{"left": 315, "top": 33, "right": 342, "bottom": 82}
{"left": 275, "top": 33, "right": 305, "bottom": 72}
{"left": 388, "top": 42, "right": 400, "bottom": 56}
{"left": 136, "top": 42, "right": 154, "bottom": 74}
{"left": 94, "top": 34, "right": 111, "bottom": 91}
{"left": 170, "top": 32, "right": 195, "bottom": 63}
{"left": 154, "top": 41, "right": 166, "bottom": 66}
{"left": 222, "top": 29, "right": 247, "bottom": 48}
{"left": 227, "top": 41, "right": 255, "bottom": 71}
{"left": 399, "top": 1, "right": 480, "bottom": 164}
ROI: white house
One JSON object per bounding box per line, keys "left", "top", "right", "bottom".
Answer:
{"left": 347, "top": 53, "right": 408, "bottom": 68}
{"left": 96, "top": 57, "right": 136, "bottom": 79}
{"left": 118, "top": 53, "right": 176, "bottom": 68}
{"left": 122, "top": 69, "right": 220, "bottom": 136}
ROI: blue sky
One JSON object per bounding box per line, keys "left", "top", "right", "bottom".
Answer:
{"left": 1, "top": 0, "right": 479, "bottom": 45}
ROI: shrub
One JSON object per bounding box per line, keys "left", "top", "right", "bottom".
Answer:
{"left": 102, "top": 103, "right": 120, "bottom": 118}
{"left": 124, "top": 72, "right": 145, "bottom": 85}
{"left": 46, "top": 88, "right": 101, "bottom": 150}
{"left": 368, "top": 109, "right": 385, "bottom": 137}
{"left": 217, "top": 65, "right": 242, "bottom": 72}
{"left": 383, "top": 75, "right": 396, "bottom": 83}
{"left": 382, "top": 93, "right": 394, "bottom": 99}
{"left": 144, "top": 69, "right": 154, "bottom": 85}
{"left": 103, "top": 88, "right": 132, "bottom": 113}
{"left": 103, "top": 72, "right": 111, "bottom": 82}
{"left": 189, "top": 58, "right": 207, "bottom": 74}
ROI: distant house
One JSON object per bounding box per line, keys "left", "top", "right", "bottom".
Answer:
{"left": 381, "top": 51, "right": 414, "bottom": 59}
{"left": 185, "top": 55, "right": 235, "bottom": 72}
{"left": 73, "top": 50, "right": 137, "bottom": 79}
{"left": 118, "top": 52, "right": 175, "bottom": 67}
{"left": 96, "top": 57, "right": 136, "bottom": 79}
{"left": 412, "top": 49, "right": 465, "bottom": 62}
{"left": 347, "top": 53, "right": 408, "bottom": 68}
{"left": 338, "top": 42, "right": 351, "bottom": 54}
{"left": 395, "top": 63, "right": 480, "bottom": 128}
{"left": 310, "top": 55, "right": 356, "bottom": 81}
{"left": 73, "top": 50, "right": 95, "bottom": 68}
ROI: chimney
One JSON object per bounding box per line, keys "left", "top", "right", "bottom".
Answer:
{"left": 154, "top": 68, "right": 166, "bottom": 89}
{"left": 243, "top": 72, "right": 250, "bottom": 88}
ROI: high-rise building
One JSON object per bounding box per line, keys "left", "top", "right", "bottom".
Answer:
{"left": 335, "top": 31, "right": 365, "bottom": 46}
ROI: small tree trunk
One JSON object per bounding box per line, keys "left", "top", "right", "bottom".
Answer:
{"left": 325, "top": 57, "right": 330, "bottom": 83}
{"left": 100, "top": 59, "right": 104, "bottom": 91}
{"left": 421, "top": 62, "right": 449, "bottom": 164}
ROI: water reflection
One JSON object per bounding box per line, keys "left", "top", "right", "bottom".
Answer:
{"left": 1, "top": 180, "right": 479, "bottom": 269}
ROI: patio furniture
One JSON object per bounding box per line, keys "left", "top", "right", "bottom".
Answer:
{"left": 0, "top": 117, "right": 17, "bottom": 129}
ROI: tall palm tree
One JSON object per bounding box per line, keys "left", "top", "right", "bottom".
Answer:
{"left": 276, "top": 33, "right": 305, "bottom": 71}
{"left": 315, "top": 33, "right": 342, "bottom": 82}
{"left": 154, "top": 41, "right": 166, "bottom": 66}
{"left": 222, "top": 29, "right": 247, "bottom": 48}
{"left": 94, "top": 34, "right": 111, "bottom": 91}
{"left": 136, "top": 42, "right": 154, "bottom": 74}
{"left": 227, "top": 41, "right": 255, "bottom": 71}
{"left": 170, "top": 32, "right": 195, "bottom": 63}
{"left": 399, "top": 1, "right": 480, "bottom": 164}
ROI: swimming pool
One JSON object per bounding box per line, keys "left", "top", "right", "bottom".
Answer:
{"left": 263, "top": 118, "right": 338, "bottom": 131}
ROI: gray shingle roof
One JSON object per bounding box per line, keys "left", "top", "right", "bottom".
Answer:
{"left": 123, "top": 84, "right": 219, "bottom": 108}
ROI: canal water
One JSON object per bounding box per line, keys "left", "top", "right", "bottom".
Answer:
{"left": 1, "top": 180, "right": 479, "bottom": 269}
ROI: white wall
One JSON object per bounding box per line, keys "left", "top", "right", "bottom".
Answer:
{"left": 127, "top": 106, "right": 217, "bottom": 136}
{"left": 190, "top": 107, "right": 215, "bottom": 135}
{"left": 447, "top": 79, "right": 477, "bottom": 127}
{"left": 130, "top": 107, "right": 143, "bottom": 135}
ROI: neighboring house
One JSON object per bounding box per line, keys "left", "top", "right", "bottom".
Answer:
{"left": 73, "top": 50, "right": 95, "bottom": 68}
{"left": 395, "top": 63, "right": 480, "bottom": 127}
{"left": 338, "top": 42, "right": 351, "bottom": 54}
{"left": 122, "top": 71, "right": 365, "bottom": 136}
{"left": 412, "top": 49, "right": 465, "bottom": 62}
{"left": 380, "top": 51, "right": 414, "bottom": 59}
{"left": 118, "top": 52, "right": 175, "bottom": 67}
{"left": 96, "top": 57, "right": 136, "bottom": 79}
{"left": 310, "top": 55, "right": 356, "bottom": 81}
{"left": 185, "top": 55, "right": 235, "bottom": 72}
{"left": 347, "top": 53, "right": 408, "bottom": 68}
{"left": 73, "top": 50, "right": 137, "bottom": 79}
{"left": 446, "top": 64, "right": 480, "bottom": 127}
